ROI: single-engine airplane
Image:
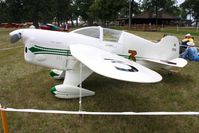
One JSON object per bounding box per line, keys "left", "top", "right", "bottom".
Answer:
{"left": 9, "top": 26, "right": 187, "bottom": 99}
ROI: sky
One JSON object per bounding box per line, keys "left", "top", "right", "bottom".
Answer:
{"left": 134, "top": 0, "right": 185, "bottom": 5}
{"left": 177, "top": 0, "right": 185, "bottom": 5}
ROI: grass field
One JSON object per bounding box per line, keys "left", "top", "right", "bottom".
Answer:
{"left": 1, "top": 27, "right": 199, "bottom": 133}
{"left": 161, "top": 26, "right": 199, "bottom": 37}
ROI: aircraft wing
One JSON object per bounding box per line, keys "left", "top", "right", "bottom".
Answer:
{"left": 70, "top": 45, "right": 162, "bottom": 83}
{"left": 143, "top": 58, "right": 187, "bottom": 68}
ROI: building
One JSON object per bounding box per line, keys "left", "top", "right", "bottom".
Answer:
{"left": 132, "top": 11, "right": 180, "bottom": 25}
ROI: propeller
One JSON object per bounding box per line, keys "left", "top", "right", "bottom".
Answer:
{"left": 9, "top": 29, "right": 23, "bottom": 44}
{"left": 10, "top": 33, "right": 21, "bottom": 43}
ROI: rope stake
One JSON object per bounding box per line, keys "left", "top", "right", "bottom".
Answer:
{"left": 0, "top": 105, "right": 8, "bottom": 133}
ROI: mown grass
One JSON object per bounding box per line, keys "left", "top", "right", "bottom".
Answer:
{"left": 1, "top": 27, "right": 199, "bottom": 132}
{"left": 161, "top": 26, "right": 199, "bottom": 37}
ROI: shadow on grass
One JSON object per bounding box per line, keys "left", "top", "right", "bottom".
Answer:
{"left": 81, "top": 71, "right": 195, "bottom": 112}
{"left": 161, "top": 72, "right": 193, "bottom": 85}
{"left": 77, "top": 74, "right": 198, "bottom": 133}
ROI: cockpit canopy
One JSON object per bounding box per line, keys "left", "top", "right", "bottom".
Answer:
{"left": 72, "top": 26, "right": 122, "bottom": 42}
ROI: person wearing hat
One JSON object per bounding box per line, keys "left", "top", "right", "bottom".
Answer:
{"left": 182, "top": 34, "right": 194, "bottom": 44}
{"left": 180, "top": 33, "right": 194, "bottom": 53}
{"left": 181, "top": 42, "right": 199, "bottom": 61}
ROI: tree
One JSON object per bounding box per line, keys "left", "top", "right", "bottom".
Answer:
{"left": 71, "top": 0, "right": 81, "bottom": 26}
{"left": 0, "top": 0, "right": 130, "bottom": 27}
{"left": 0, "top": 0, "right": 56, "bottom": 26}
{"left": 119, "top": 0, "right": 140, "bottom": 18}
{"left": 141, "top": 0, "right": 180, "bottom": 15}
{"left": 4, "top": 0, "right": 24, "bottom": 23}
{"left": 89, "top": 0, "right": 126, "bottom": 26}
{"left": 141, "top": 0, "right": 180, "bottom": 25}
{"left": 0, "top": 0, "right": 9, "bottom": 23}
{"left": 55, "top": 0, "right": 71, "bottom": 26}
{"left": 66, "top": 0, "right": 94, "bottom": 27}
{"left": 76, "top": 0, "right": 95, "bottom": 26}
{"left": 22, "top": 0, "right": 55, "bottom": 28}
{"left": 181, "top": 0, "right": 199, "bottom": 26}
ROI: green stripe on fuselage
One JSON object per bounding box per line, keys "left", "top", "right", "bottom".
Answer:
{"left": 28, "top": 45, "right": 71, "bottom": 56}
{"left": 29, "top": 45, "right": 141, "bottom": 59}
{"left": 35, "top": 45, "right": 68, "bottom": 52}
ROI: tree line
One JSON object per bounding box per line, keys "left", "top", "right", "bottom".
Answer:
{"left": 0, "top": 0, "right": 199, "bottom": 27}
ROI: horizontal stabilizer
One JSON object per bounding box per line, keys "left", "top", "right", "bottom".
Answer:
{"left": 144, "top": 58, "right": 187, "bottom": 68}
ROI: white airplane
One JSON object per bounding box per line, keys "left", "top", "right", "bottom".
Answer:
{"left": 9, "top": 26, "right": 187, "bottom": 99}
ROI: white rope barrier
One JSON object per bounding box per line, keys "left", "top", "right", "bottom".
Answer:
{"left": 0, "top": 46, "right": 23, "bottom": 51}
{"left": 1, "top": 107, "right": 199, "bottom": 116}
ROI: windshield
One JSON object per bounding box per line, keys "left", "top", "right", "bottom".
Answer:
{"left": 73, "top": 27, "right": 100, "bottom": 39}
{"left": 103, "top": 28, "right": 122, "bottom": 42}
{"left": 72, "top": 26, "right": 122, "bottom": 42}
